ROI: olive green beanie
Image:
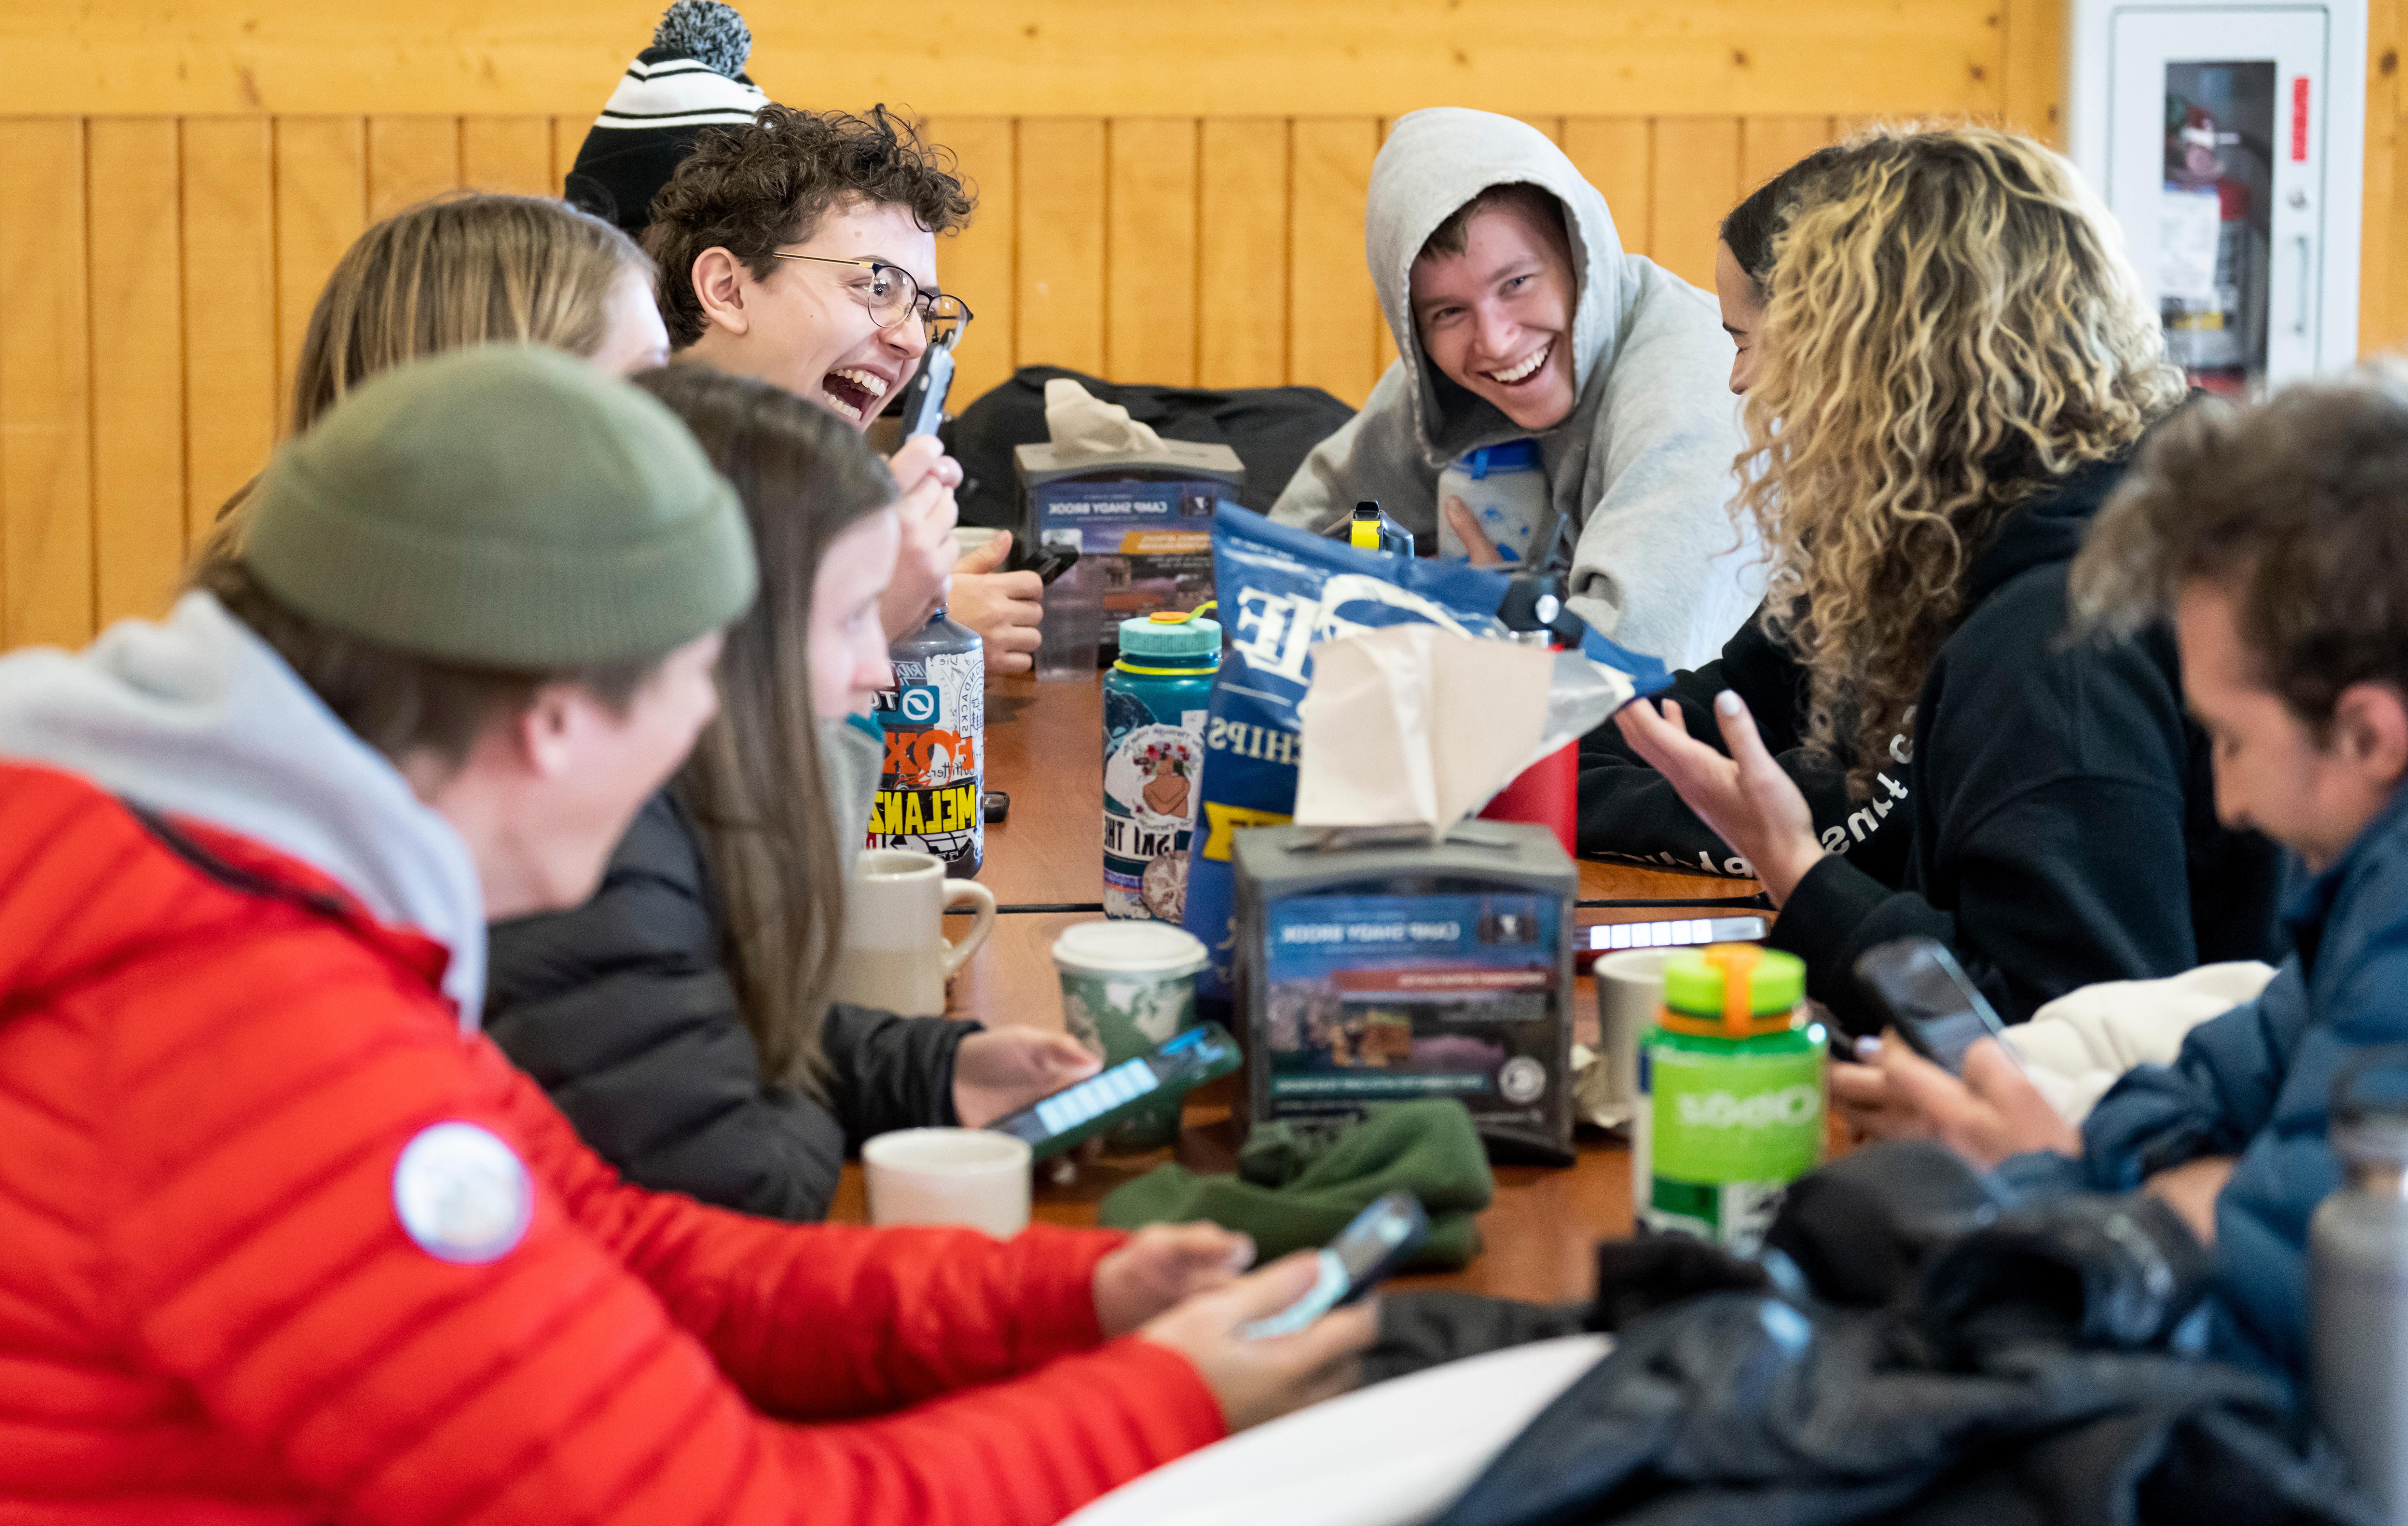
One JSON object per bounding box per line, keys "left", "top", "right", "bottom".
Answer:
{"left": 244, "top": 345, "right": 756, "bottom": 668}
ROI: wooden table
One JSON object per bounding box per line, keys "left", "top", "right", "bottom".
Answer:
{"left": 830, "top": 670, "right": 1764, "bottom": 1306}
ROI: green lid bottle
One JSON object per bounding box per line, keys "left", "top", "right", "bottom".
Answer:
{"left": 1632, "top": 943, "right": 1825, "bottom": 1254}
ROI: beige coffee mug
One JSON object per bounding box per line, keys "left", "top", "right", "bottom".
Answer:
{"left": 830, "top": 848, "right": 996, "bottom": 1017}
{"left": 863, "top": 1128, "right": 1031, "bottom": 1237}
{"left": 1591, "top": 949, "right": 1679, "bottom": 1128}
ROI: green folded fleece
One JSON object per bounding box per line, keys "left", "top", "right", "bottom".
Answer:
{"left": 1097, "top": 1100, "right": 1495, "bottom": 1271}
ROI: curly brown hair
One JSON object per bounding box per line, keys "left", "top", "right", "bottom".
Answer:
{"left": 2072, "top": 365, "right": 2408, "bottom": 739}
{"left": 1739, "top": 125, "right": 2184, "bottom": 797}
{"left": 647, "top": 103, "right": 975, "bottom": 348}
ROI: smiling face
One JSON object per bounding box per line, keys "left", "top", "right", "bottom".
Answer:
{"left": 1409, "top": 194, "right": 1579, "bottom": 432}
{"left": 1713, "top": 240, "right": 1768, "bottom": 396}
{"left": 685, "top": 197, "right": 940, "bottom": 433}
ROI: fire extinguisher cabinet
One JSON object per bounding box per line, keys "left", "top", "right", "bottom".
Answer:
{"left": 2069, "top": 0, "right": 2366, "bottom": 396}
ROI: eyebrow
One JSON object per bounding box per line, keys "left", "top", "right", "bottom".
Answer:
{"left": 859, "top": 252, "right": 945, "bottom": 296}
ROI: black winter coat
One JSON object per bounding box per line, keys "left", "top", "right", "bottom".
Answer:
{"left": 485, "top": 791, "right": 973, "bottom": 1221}
{"left": 1765, "top": 455, "right": 2286, "bottom": 1029}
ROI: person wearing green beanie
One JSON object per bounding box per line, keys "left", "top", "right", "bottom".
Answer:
{"left": 0, "top": 340, "right": 1385, "bottom": 1524}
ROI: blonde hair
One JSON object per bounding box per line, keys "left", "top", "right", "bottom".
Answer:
{"left": 200, "top": 194, "right": 653, "bottom": 556}
{"left": 288, "top": 192, "right": 651, "bottom": 436}
{"left": 1737, "top": 125, "right": 2185, "bottom": 795}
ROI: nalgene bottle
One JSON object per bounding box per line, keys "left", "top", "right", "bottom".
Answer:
{"left": 1633, "top": 943, "right": 1825, "bottom": 1255}
{"left": 2311, "top": 1072, "right": 2408, "bottom": 1520}
{"left": 872, "top": 606, "right": 985, "bottom": 877}
{"left": 1103, "top": 607, "right": 1221, "bottom": 923}
{"left": 1437, "top": 440, "right": 1549, "bottom": 564}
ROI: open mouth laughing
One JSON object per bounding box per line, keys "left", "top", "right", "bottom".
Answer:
{"left": 820, "top": 366, "right": 891, "bottom": 423}
{"left": 1485, "top": 341, "right": 1552, "bottom": 388}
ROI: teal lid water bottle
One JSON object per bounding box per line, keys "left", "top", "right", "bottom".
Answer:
{"left": 1632, "top": 943, "right": 1826, "bottom": 1254}
{"left": 1103, "top": 606, "right": 1221, "bottom": 923}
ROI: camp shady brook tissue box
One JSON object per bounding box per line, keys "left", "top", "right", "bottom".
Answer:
{"left": 1233, "top": 820, "right": 1577, "bottom": 1165}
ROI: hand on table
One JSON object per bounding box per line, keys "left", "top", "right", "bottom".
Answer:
{"left": 1094, "top": 1222, "right": 1257, "bottom": 1336}
{"left": 1828, "top": 1031, "right": 2079, "bottom": 1168}
{"left": 880, "top": 435, "right": 963, "bottom": 639}
{"left": 1138, "top": 1251, "right": 1377, "bottom": 1431}
{"left": 952, "top": 1024, "right": 1101, "bottom": 1127}
{"left": 947, "top": 529, "right": 1045, "bottom": 676}
{"left": 1443, "top": 495, "right": 1505, "bottom": 566}
{"left": 1612, "top": 689, "right": 1825, "bottom": 903}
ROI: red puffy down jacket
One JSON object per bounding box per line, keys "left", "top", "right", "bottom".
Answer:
{"left": 0, "top": 763, "right": 1224, "bottom": 1524}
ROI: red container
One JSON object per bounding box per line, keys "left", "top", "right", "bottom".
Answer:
{"left": 1478, "top": 738, "right": 1577, "bottom": 858}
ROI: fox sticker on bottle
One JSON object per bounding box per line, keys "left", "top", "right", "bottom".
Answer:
{"left": 873, "top": 608, "right": 984, "bottom": 876}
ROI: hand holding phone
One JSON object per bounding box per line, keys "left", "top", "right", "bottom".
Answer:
{"left": 1139, "top": 1253, "right": 1380, "bottom": 1432}
{"left": 1850, "top": 937, "right": 2012, "bottom": 1076}
{"left": 983, "top": 1023, "right": 1242, "bottom": 1160}
{"left": 1240, "top": 1191, "right": 1430, "bottom": 1339}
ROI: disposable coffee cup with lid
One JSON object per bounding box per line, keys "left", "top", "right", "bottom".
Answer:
{"left": 1051, "top": 921, "right": 1210, "bottom": 1150}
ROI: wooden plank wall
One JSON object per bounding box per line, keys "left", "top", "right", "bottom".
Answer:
{"left": 0, "top": 109, "right": 1870, "bottom": 646}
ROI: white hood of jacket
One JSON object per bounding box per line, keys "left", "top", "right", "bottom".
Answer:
{"left": 0, "top": 592, "right": 488, "bottom": 1030}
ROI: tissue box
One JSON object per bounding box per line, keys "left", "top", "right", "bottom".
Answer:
{"left": 1014, "top": 440, "right": 1243, "bottom": 650}
{"left": 1233, "top": 820, "right": 1576, "bottom": 1165}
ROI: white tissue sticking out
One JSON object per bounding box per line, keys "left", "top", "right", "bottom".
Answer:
{"left": 1044, "top": 378, "right": 1165, "bottom": 458}
{"left": 1291, "top": 626, "right": 1556, "bottom": 839}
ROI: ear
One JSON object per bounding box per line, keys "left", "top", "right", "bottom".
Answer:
{"left": 2330, "top": 680, "right": 2408, "bottom": 789}
{"left": 509, "top": 686, "right": 587, "bottom": 782}
{"left": 689, "top": 247, "right": 755, "bottom": 338}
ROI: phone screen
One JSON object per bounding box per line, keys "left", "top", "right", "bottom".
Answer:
{"left": 987, "top": 1024, "right": 1237, "bottom": 1151}
{"left": 1241, "top": 1192, "right": 1430, "bottom": 1339}
{"left": 1587, "top": 915, "right": 1767, "bottom": 952}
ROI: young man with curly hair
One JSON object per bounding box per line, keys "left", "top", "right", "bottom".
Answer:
{"left": 648, "top": 103, "right": 1044, "bottom": 668}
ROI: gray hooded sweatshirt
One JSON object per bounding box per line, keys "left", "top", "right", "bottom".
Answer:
{"left": 1270, "top": 108, "right": 1764, "bottom": 669}
{"left": 0, "top": 592, "right": 490, "bottom": 1029}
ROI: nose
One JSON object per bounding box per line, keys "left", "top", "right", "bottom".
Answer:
{"left": 884, "top": 309, "right": 931, "bottom": 361}
{"left": 858, "top": 641, "right": 894, "bottom": 694}
{"left": 1471, "top": 300, "right": 1519, "bottom": 364}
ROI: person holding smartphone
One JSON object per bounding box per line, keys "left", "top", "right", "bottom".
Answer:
{"left": 647, "top": 101, "right": 1048, "bottom": 673}
{"left": 1826, "top": 369, "right": 2408, "bottom": 1385}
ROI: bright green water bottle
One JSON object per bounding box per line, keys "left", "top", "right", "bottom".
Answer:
{"left": 1632, "top": 943, "right": 1826, "bottom": 1255}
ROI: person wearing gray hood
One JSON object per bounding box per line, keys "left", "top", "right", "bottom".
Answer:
{"left": 1271, "top": 108, "right": 1762, "bottom": 669}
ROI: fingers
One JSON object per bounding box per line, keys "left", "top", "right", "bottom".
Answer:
{"left": 1148, "top": 1221, "right": 1257, "bottom": 1275}
{"left": 1871, "top": 1028, "right": 1961, "bottom": 1110}
{"left": 887, "top": 434, "right": 945, "bottom": 494}
{"left": 1826, "top": 1060, "right": 1890, "bottom": 1107}
{"left": 1215, "top": 1252, "right": 1327, "bottom": 1322}
{"left": 1040, "top": 1031, "right": 1103, "bottom": 1078}
{"left": 954, "top": 530, "right": 1014, "bottom": 575}
{"left": 1711, "top": 690, "right": 1778, "bottom": 776}
{"left": 1273, "top": 1299, "right": 1378, "bottom": 1374}
{"left": 1443, "top": 496, "right": 1502, "bottom": 565}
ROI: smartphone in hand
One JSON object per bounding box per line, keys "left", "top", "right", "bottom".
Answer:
{"left": 1850, "top": 937, "right": 2011, "bottom": 1076}
{"left": 983, "top": 1022, "right": 1241, "bottom": 1160}
{"left": 1241, "top": 1191, "right": 1430, "bottom": 1339}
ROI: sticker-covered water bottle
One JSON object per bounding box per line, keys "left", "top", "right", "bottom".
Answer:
{"left": 872, "top": 606, "right": 985, "bottom": 877}
{"left": 1632, "top": 943, "right": 1825, "bottom": 1255}
{"left": 1103, "top": 606, "right": 1220, "bottom": 922}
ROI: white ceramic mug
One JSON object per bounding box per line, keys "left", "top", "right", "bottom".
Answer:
{"left": 1592, "top": 949, "right": 1679, "bottom": 1127}
{"left": 862, "top": 1127, "right": 1032, "bottom": 1237}
{"left": 830, "top": 848, "right": 996, "bottom": 1017}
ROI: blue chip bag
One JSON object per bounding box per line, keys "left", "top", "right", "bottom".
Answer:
{"left": 1182, "top": 508, "right": 1671, "bottom": 999}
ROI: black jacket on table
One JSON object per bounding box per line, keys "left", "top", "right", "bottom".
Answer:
{"left": 1578, "top": 602, "right": 1915, "bottom": 888}
{"left": 1764, "top": 455, "right": 2286, "bottom": 1030}
{"left": 484, "top": 790, "right": 974, "bottom": 1221}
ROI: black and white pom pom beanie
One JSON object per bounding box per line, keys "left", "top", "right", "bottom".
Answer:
{"left": 565, "top": 1, "right": 770, "bottom": 236}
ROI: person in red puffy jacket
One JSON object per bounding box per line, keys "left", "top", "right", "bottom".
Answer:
{"left": 0, "top": 345, "right": 1372, "bottom": 1525}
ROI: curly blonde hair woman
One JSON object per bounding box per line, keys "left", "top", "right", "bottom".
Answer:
{"left": 1615, "top": 125, "right": 2285, "bottom": 1034}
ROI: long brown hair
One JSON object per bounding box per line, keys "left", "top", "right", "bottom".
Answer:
{"left": 1738, "top": 126, "right": 2185, "bottom": 794}
{"left": 631, "top": 365, "right": 897, "bottom": 1090}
